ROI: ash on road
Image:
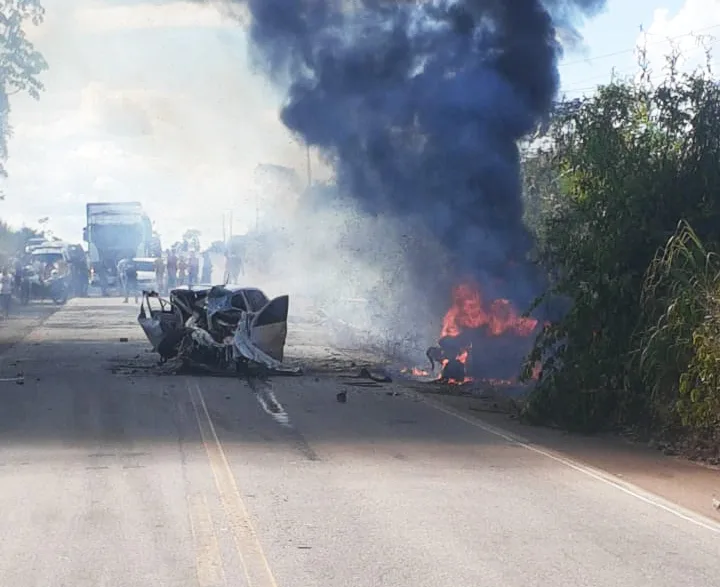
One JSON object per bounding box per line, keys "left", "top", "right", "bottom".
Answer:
{"left": 0, "top": 298, "right": 717, "bottom": 587}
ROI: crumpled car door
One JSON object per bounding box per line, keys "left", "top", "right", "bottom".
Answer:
{"left": 137, "top": 293, "right": 183, "bottom": 352}
{"left": 249, "top": 295, "right": 289, "bottom": 362}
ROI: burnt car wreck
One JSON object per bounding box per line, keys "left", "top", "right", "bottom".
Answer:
{"left": 138, "top": 285, "right": 302, "bottom": 376}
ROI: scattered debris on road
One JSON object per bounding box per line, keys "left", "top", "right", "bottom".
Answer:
{"left": 0, "top": 373, "right": 24, "bottom": 385}
{"left": 138, "top": 286, "right": 303, "bottom": 376}
{"left": 713, "top": 498, "right": 719, "bottom": 511}
{"left": 339, "top": 367, "right": 392, "bottom": 383}
{"left": 357, "top": 366, "right": 392, "bottom": 383}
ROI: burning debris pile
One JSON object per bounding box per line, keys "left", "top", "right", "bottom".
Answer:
{"left": 419, "top": 283, "right": 541, "bottom": 385}
{"left": 208, "top": 0, "right": 606, "bottom": 386}
{"left": 137, "top": 285, "right": 302, "bottom": 376}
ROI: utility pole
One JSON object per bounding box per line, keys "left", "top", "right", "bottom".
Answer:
{"left": 306, "top": 145, "right": 312, "bottom": 188}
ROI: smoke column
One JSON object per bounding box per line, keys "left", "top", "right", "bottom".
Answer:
{"left": 211, "top": 0, "right": 606, "bottom": 311}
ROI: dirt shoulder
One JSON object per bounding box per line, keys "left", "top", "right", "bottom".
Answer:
{"left": 0, "top": 301, "right": 61, "bottom": 356}
{"left": 424, "top": 389, "right": 720, "bottom": 523}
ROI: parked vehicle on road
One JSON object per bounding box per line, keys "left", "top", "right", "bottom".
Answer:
{"left": 132, "top": 257, "right": 159, "bottom": 292}
{"left": 19, "top": 266, "right": 69, "bottom": 305}
{"left": 84, "top": 202, "right": 158, "bottom": 294}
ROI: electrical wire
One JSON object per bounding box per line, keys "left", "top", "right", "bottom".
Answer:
{"left": 561, "top": 38, "right": 718, "bottom": 94}
{"left": 559, "top": 22, "right": 720, "bottom": 68}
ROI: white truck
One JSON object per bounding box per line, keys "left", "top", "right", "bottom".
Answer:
{"left": 83, "top": 202, "right": 156, "bottom": 291}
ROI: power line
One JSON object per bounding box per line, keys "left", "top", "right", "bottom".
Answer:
{"left": 560, "top": 72, "right": 666, "bottom": 97}
{"left": 561, "top": 37, "right": 719, "bottom": 94}
{"left": 559, "top": 22, "right": 720, "bottom": 68}
{"left": 560, "top": 62, "right": 716, "bottom": 97}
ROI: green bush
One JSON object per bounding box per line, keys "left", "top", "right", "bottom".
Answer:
{"left": 521, "top": 52, "right": 720, "bottom": 442}
{"left": 639, "top": 221, "right": 720, "bottom": 434}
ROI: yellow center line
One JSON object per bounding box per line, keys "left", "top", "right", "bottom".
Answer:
{"left": 188, "top": 380, "right": 279, "bottom": 587}
{"left": 187, "top": 492, "right": 227, "bottom": 587}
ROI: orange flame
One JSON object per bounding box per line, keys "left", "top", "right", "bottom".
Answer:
{"left": 441, "top": 283, "right": 538, "bottom": 338}
{"left": 402, "top": 367, "right": 430, "bottom": 377}
{"left": 435, "top": 283, "right": 541, "bottom": 385}
{"left": 439, "top": 356, "right": 470, "bottom": 385}
{"left": 401, "top": 283, "right": 543, "bottom": 387}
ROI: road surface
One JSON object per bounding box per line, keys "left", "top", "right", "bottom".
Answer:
{"left": 0, "top": 298, "right": 717, "bottom": 587}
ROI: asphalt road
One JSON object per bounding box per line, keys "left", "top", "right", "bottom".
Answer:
{"left": 0, "top": 298, "right": 717, "bottom": 587}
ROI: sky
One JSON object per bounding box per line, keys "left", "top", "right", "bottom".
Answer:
{"left": 1, "top": 0, "right": 717, "bottom": 247}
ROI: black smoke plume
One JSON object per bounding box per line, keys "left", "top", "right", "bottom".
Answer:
{"left": 215, "top": 0, "right": 606, "bottom": 309}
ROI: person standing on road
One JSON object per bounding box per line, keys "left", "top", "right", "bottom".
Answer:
{"left": 122, "top": 259, "right": 139, "bottom": 304}
{"left": 0, "top": 269, "right": 13, "bottom": 318}
{"left": 20, "top": 265, "right": 31, "bottom": 305}
{"left": 117, "top": 258, "right": 127, "bottom": 294}
{"left": 13, "top": 258, "right": 23, "bottom": 297}
{"left": 224, "top": 251, "right": 241, "bottom": 283}
{"left": 187, "top": 251, "right": 199, "bottom": 287}
{"left": 201, "top": 251, "right": 212, "bottom": 283}
{"left": 166, "top": 250, "right": 177, "bottom": 289}
{"left": 73, "top": 254, "right": 89, "bottom": 297}
{"left": 154, "top": 255, "right": 165, "bottom": 293}
{"left": 177, "top": 255, "right": 187, "bottom": 286}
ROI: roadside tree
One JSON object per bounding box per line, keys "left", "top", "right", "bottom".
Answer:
{"left": 0, "top": 0, "right": 48, "bottom": 179}
{"left": 521, "top": 50, "right": 720, "bottom": 443}
{"left": 182, "top": 229, "right": 202, "bottom": 253}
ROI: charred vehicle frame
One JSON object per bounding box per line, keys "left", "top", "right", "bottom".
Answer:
{"left": 138, "top": 284, "right": 301, "bottom": 376}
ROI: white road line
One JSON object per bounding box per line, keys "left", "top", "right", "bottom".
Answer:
{"left": 245, "top": 377, "right": 293, "bottom": 428}
{"left": 418, "top": 393, "right": 720, "bottom": 535}
{"left": 253, "top": 390, "right": 292, "bottom": 428}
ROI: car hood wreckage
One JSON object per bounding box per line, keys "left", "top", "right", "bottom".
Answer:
{"left": 138, "top": 285, "right": 302, "bottom": 375}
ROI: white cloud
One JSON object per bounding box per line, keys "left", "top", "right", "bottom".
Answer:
{"left": 638, "top": 0, "right": 720, "bottom": 78}
{"left": 2, "top": 0, "right": 324, "bottom": 246}
{"left": 74, "top": 1, "right": 236, "bottom": 33}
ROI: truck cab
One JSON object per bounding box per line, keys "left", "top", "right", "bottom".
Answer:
{"left": 84, "top": 202, "right": 154, "bottom": 291}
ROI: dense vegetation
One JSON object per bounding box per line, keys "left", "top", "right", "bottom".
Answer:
{"left": 520, "top": 50, "right": 720, "bottom": 449}
{"left": 0, "top": 220, "right": 38, "bottom": 266}
{"left": 0, "top": 2, "right": 46, "bottom": 262}
{"left": 0, "top": 0, "right": 47, "bottom": 179}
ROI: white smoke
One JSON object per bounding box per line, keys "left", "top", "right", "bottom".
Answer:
{"left": 3, "top": 0, "right": 446, "bottom": 361}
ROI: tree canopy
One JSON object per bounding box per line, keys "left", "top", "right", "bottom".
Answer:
{"left": 182, "top": 229, "right": 202, "bottom": 252}
{"left": 0, "top": 0, "right": 48, "bottom": 179}
{"left": 0, "top": 219, "right": 39, "bottom": 265}
{"left": 520, "top": 51, "right": 720, "bottom": 447}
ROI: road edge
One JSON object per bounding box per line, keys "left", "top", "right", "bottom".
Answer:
{"left": 411, "top": 389, "right": 720, "bottom": 535}
{"left": 0, "top": 303, "right": 63, "bottom": 361}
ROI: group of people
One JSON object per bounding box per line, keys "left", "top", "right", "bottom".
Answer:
{"left": 158, "top": 250, "right": 213, "bottom": 291}
{"left": 118, "top": 250, "right": 214, "bottom": 303}
{"left": 2, "top": 246, "right": 235, "bottom": 311}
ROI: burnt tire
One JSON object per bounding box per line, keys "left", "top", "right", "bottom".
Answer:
{"left": 52, "top": 292, "right": 68, "bottom": 305}
{"left": 157, "top": 328, "right": 189, "bottom": 360}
